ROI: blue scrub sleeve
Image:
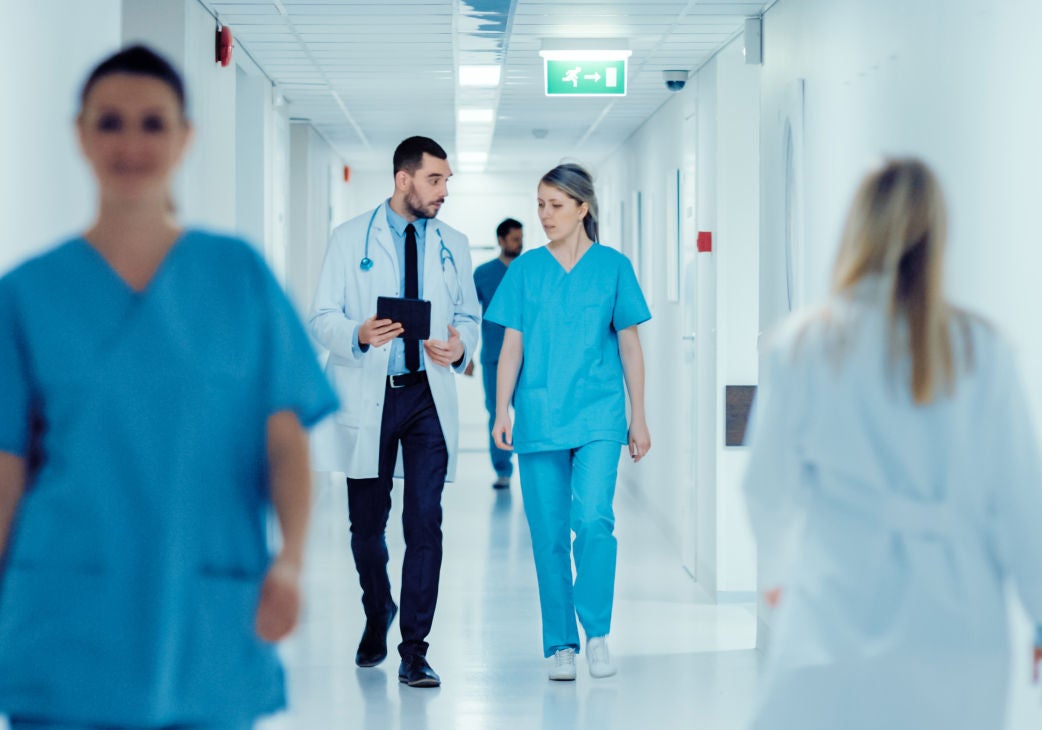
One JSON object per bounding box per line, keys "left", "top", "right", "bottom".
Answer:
{"left": 0, "top": 281, "right": 30, "bottom": 456}
{"left": 612, "top": 256, "right": 651, "bottom": 331}
{"left": 259, "top": 264, "right": 339, "bottom": 428}
{"left": 484, "top": 262, "right": 524, "bottom": 332}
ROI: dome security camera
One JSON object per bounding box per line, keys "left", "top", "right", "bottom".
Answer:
{"left": 663, "top": 69, "right": 688, "bottom": 92}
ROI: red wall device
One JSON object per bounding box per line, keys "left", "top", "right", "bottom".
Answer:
{"left": 216, "top": 26, "right": 233, "bottom": 67}
{"left": 697, "top": 231, "right": 712, "bottom": 253}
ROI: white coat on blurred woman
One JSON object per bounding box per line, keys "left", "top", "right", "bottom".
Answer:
{"left": 743, "top": 158, "right": 1042, "bottom": 730}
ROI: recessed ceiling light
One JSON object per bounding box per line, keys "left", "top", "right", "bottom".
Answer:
{"left": 459, "top": 65, "right": 501, "bottom": 87}
{"left": 457, "top": 151, "right": 488, "bottom": 164}
{"left": 538, "top": 49, "right": 632, "bottom": 61}
{"left": 458, "top": 108, "right": 495, "bottom": 123}
{"left": 539, "top": 38, "right": 631, "bottom": 62}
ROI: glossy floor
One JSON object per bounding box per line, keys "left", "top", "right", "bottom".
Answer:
{"left": 4, "top": 450, "right": 1040, "bottom": 728}
{"left": 258, "top": 452, "right": 759, "bottom": 730}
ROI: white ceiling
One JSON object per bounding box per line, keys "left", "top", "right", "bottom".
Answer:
{"left": 204, "top": 0, "right": 771, "bottom": 173}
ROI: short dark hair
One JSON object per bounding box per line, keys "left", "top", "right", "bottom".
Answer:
{"left": 80, "top": 44, "right": 186, "bottom": 116}
{"left": 496, "top": 218, "right": 522, "bottom": 240}
{"left": 393, "top": 136, "right": 448, "bottom": 175}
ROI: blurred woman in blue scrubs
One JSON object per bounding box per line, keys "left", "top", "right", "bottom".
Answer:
{"left": 0, "top": 46, "right": 337, "bottom": 729}
{"left": 487, "top": 163, "right": 651, "bottom": 681}
{"left": 743, "top": 158, "right": 1042, "bottom": 729}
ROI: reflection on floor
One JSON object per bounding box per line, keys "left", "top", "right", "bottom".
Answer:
{"left": 3, "top": 451, "right": 1040, "bottom": 727}
{"left": 258, "top": 452, "right": 759, "bottom": 730}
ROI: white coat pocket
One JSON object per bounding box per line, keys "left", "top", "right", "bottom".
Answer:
{"left": 329, "top": 363, "right": 367, "bottom": 425}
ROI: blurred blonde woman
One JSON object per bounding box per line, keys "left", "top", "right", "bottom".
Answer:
{"left": 743, "top": 158, "right": 1042, "bottom": 729}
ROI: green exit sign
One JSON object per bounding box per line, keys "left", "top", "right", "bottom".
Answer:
{"left": 545, "top": 58, "right": 627, "bottom": 96}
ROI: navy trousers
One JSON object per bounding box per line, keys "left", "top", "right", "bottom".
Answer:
{"left": 346, "top": 376, "right": 448, "bottom": 658}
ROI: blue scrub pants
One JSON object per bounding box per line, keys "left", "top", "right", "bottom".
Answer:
{"left": 518, "top": 440, "right": 620, "bottom": 657}
{"left": 481, "top": 360, "right": 513, "bottom": 479}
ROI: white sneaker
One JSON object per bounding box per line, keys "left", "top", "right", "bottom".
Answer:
{"left": 548, "top": 648, "right": 577, "bottom": 681}
{"left": 586, "top": 636, "right": 617, "bottom": 678}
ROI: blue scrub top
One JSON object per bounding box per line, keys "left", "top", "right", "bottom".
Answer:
{"left": 0, "top": 230, "right": 338, "bottom": 726}
{"left": 485, "top": 243, "right": 650, "bottom": 453}
{"left": 473, "top": 257, "right": 508, "bottom": 365}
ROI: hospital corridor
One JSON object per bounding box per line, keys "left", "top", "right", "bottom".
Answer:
{"left": 5, "top": 0, "right": 1042, "bottom": 728}
{"left": 256, "top": 447, "right": 759, "bottom": 729}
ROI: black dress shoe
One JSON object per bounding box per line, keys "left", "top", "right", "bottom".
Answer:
{"left": 355, "top": 603, "right": 398, "bottom": 667}
{"left": 398, "top": 654, "right": 441, "bottom": 687}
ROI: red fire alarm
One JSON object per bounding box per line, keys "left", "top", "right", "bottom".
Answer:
{"left": 697, "top": 231, "right": 713, "bottom": 253}
{"left": 216, "top": 26, "right": 233, "bottom": 67}
{"left": 343, "top": 165, "right": 351, "bottom": 183}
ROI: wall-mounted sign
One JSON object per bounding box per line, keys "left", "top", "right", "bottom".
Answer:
{"left": 544, "top": 58, "right": 627, "bottom": 96}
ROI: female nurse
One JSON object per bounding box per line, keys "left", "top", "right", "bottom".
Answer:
{"left": 0, "top": 46, "right": 338, "bottom": 729}
{"left": 487, "top": 163, "right": 651, "bottom": 681}
{"left": 743, "top": 158, "right": 1042, "bottom": 729}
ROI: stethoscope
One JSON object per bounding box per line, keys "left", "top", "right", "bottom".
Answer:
{"left": 359, "top": 206, "right": 462, "bottom": 305}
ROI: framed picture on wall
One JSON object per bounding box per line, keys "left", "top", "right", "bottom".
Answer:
{"left": 631, "top": 190, "right": 643, "bottom": 281}
{"left": 783, "top": 78, "right": 806, "bottom": 313}
{"left": 666, "top": 168, "right": 681, "bottom": 302}
{"left": 640, "top": 191, "right": 654, "bottom": 306}
{"left": 617, "top": 199, "right": 626, "bottom": 257}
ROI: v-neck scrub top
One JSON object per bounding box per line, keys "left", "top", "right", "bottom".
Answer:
{"left": 0, "top": 231, "right": 338, "bottom": 726}
{"left": 485, "top": 244, "right": 650, "bottom": 454}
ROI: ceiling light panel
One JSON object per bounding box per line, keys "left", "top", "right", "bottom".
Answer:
{"left": 459, "top": 65, "right": 502, "bottom": 87}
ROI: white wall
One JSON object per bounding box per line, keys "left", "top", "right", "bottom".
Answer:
{"left": 287, "top": 123, "right": 348, "bottom": 314}
{"left": 123, "top": 0, "right": 237, "bottom": 231}
{"left": 712, "top": 39, "right": 760, "bottom": 595}
{"left": 598, "top": 96, "right": 689, "bottom": 564}
{"left": 761, "top": 0, "right": 1042, "bottom": 386}
{"left": 0, "top": 0, "right": 122, "bottom": 274}
{"left": 0, "top": 0, "right": 252, "bottom": 278}
{"left": 235, "top": 66, "right": 267, "bottom": 252}
{"left": 759, "top": 1, "right": 1042, "bottom": 721}
{"left": 760, "top": 0, "right": 1042, "bottom": 540}
{"left": 598, "top": 34, "right": 760, "bottom": 598}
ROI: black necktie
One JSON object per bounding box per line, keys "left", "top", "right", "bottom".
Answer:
{"left": 404, "top": 223, "right": 420, "bottom": 372}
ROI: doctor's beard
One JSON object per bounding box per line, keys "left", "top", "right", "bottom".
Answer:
{"left": 405, "top": 190, "right": 444, "bottom": 219}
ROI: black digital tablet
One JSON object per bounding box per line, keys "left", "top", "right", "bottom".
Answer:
{"left": 376, "top": 296, "right": 432, "bottom": 340}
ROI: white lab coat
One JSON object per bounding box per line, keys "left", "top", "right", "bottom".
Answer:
{"left": 743, "top": 279, "right": 1042, "bottom": 730}
{"left": 307, "top": 203, "right": 480, "bottom": 481}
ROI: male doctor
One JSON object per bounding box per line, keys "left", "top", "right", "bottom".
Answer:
{"left": 308, "top": 136, "right": 480, "bottom": 688}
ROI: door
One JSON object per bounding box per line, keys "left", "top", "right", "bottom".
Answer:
{"left": 678, "top": 102, "right": 700, "bottom": 578}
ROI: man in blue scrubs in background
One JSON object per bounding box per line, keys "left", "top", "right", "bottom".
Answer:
{"left": 473, "top": 218, "right": 523, "bottom": 489}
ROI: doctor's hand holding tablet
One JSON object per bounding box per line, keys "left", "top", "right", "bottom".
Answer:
{"left": 360, "top": 294, "right": 464, "bottom": 366}
{"left": 357, "top": 315, "right": 404, "bottom": 347}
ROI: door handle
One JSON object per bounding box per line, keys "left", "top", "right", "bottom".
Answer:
{"left": 681, "top": 334, "right": 697, "bottom": 341}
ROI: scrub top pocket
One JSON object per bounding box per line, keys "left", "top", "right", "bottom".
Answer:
{"left": 515, "top": 387, "right": 552, "bottom": 448}
{"left": 173, "top": 569, "right": 284, "bottom": 719}
{"left": 0, "top": 566, "right": 111, "bottom": 707}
